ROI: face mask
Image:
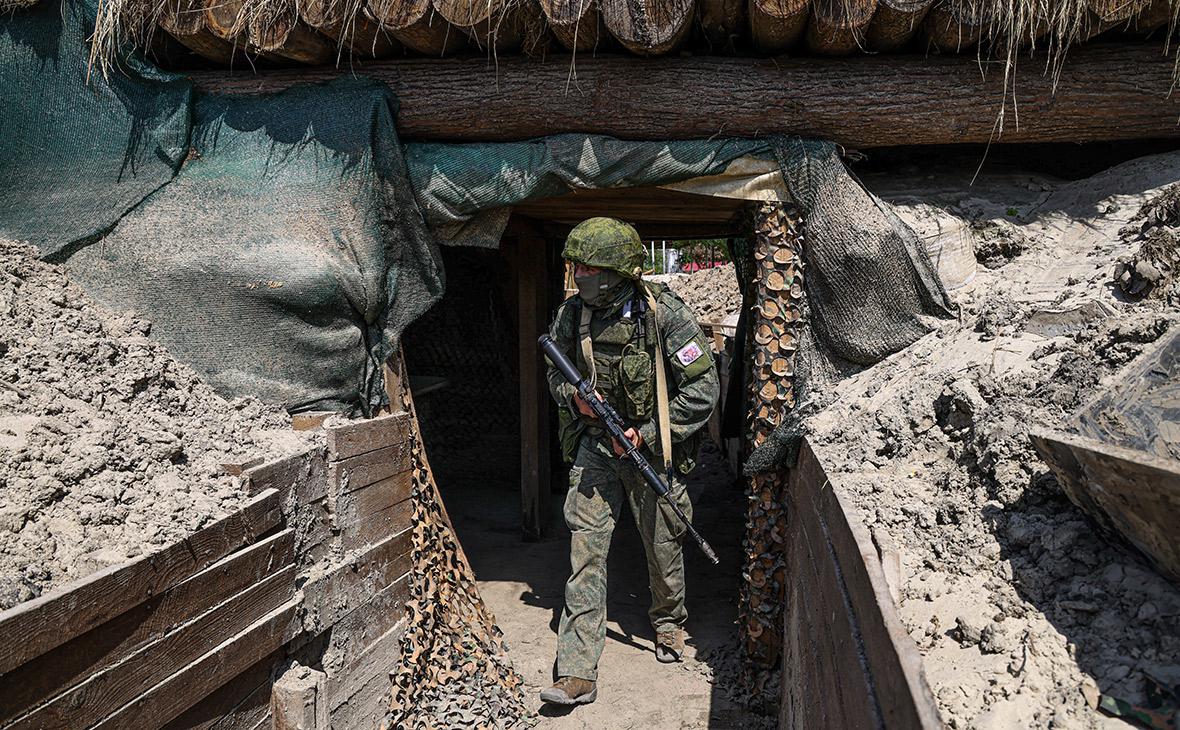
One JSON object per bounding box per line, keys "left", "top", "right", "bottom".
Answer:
{"left": 574, "top": 270, "right": 628, "bottom": 308}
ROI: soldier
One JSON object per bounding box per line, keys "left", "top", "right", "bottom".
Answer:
{"left": 539, "top": 217, "right": 720, "bottom": 707}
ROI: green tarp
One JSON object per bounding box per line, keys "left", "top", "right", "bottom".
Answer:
{"left": 0, "top": 0, "right": 953, "bottom": 446}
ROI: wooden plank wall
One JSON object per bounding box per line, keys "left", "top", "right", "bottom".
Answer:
{"left": 0, "top": 412, "right": 417, "bottom": 730}
{"left": 780, "top": 440, "right": 942, "bottom": 730}
{"left": 1030, "top": 430, "right": 1180, "bottom": 584}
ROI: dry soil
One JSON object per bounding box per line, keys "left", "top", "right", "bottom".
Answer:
{"left": 0, "top": 240, "right": 314, "bottom": 609}
{"left": 805, "top": 152, "right": 1180, "bottom": 728}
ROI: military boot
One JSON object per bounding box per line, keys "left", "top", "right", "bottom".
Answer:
{"left": 539, "top": 677, "right": 598, "bottom": 705}
{"left": 655, "top": 628, "right": 685, "bottom": 663}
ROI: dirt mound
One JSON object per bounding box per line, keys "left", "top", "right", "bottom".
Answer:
{"left": 1115, "top": 183, "right": 1180, "bottom": 303}
{"left": 0, "top": 241, "right": 315, "bottom": 609}
{"left": 807, "top": 154, "right": 1180, "bottom": 729}
{"left": 647, "top": 263, "right": 741, "bottom": 322}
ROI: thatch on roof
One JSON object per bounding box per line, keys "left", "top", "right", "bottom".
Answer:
{"left": 77, "top": 0, "right": 1180, "bottom": 92}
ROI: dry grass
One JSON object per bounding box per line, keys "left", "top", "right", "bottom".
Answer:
{"left": 70, "top": 0, "right": 1180, "bottom": 96}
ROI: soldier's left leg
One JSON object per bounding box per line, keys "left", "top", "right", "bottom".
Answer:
{"left": 623, "top": 470, "right": 692, "bottom": 637}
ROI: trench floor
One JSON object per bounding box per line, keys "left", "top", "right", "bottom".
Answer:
{"left": 444, "top": 442, "right": 765, "bottom": 729}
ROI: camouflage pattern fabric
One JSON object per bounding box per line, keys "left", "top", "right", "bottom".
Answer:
{"left": 546, "top": 281, "right": 719, "bottom": 474}
{"left": 562, "top": 217, "right": 646, "bottom": 279}
{"left": 556, "top": 437, "right": 693, "bottom": 681}
{"left": 1099, "top": 673, "right": 1179, "bottom": 730}
{"left": 545, "top": 277, "right": 718, "bottom": 681}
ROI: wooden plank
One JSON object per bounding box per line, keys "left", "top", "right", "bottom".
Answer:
{"left": 328, "top": 442, "right": 414, "bottom": 497}
{"left": 326, "top": 412, "right": 412, "bottom": 461}
{"left": 804, "top": 443, "right": 942, "bottom": 729}
{"left": 0, "top": 530, "right": 294, "bottom": 722}
{"left": 514, "top": 186, "right": 750, "bottom": 229}
{"left": 12, "top": 565, "right": 297, "bottom": 730}
{"left": 245, "top": 449, "right": 329, "bottom": 506}
{"left": 0, "top": 489, "right": 282, "bottom": 676}
{"left": 291, "top": 411, "right": 338, "bottom": 431}
{"left": 92, "top": 602, "right": 301, "bottom": 730}
{"left": 780, "top": 441, "right": 941, "bottom": 730}
{"left": 271, "top": 667, "right": 328, "bottom": 730}
{"left": 160, "top": 649, "right": 283, "bottom": 730}
{"left": 336, "top": 474, "right": 415, "bottom": 551}
{"left": 188, "top": 45, "right": 1180, "bottom": 147}
{"left": 300, "top": 528, "right": 413, "bottom": 636}
{"left": 326, "top": 621, "right": 406, "bottom": 729}
{"left": 513, "top": 228, "right": 553, "bottom": 541}
{"left": 325, "top": 619, "right": 405, "bottom": 714}
{"left": 783, "top": 455, "right": 876, "bottom": 729}
{"left": 1030, "top": 430, "right": 1180, "bottom": 583}
{"left": 320, "top": 573, "right": 412, "bottom": 675}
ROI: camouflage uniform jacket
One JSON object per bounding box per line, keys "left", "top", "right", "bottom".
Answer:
{"left": 546, "top": 280, "right": 719, "bottom": 474}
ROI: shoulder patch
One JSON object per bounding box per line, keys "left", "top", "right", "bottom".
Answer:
{"left": 675, "top": 340, "right": 704, "bottom": 367}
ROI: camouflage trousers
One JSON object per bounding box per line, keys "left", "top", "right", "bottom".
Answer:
{"left": 556, "top": 436, "right": 693, "bottom": 681}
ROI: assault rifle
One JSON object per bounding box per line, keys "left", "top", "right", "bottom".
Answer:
{"left": 539, "top": 334, "right": 719, "bottom": 565}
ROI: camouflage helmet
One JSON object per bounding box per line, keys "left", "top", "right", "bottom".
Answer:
{"left": 562, "top": 217, "right": 645, "bottom": 280}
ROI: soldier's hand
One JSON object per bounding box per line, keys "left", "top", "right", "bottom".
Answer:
{"left": 612, "top": 427, "right": 643, "bottom": 457}
{"left": 572, "top": 391, "right": 600, "bottom": 420}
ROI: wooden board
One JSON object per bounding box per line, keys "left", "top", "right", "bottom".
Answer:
{"left": 0, "top": 529, "right": 294, "bottom": 722}
{"left": 326, "top": 412, "right": 412, "bottom": 461}
{"left": 11, "top": 565, "right": 297, "bottom": 729}
{"left": 335, "top": 472, "right": 415, "bottom": 550}
{"left": 510, "top": 229, "right": 554, "bottom": 541}
{"left": 190, "top": 45, "right": 1180, "bottom": 147}
{"left": 319, "top": 573, "right": 412, "bottom": 673}
{"left": 0, "top": 489, "right": 282, "bottom": 675}
{"left": 326, "top": 620, "right": 406, "bottom": 729}
{"left": 1074, "top": 325, "right": 1180, "bottom": 462}
{"left": 328, "top": 442, "right": 414, "bottom": 497}
{"left": 1030, "top": 430, "right": 1180, "bottom": 583}
{"left": 781, "top": 440, "right": 941, "bottom": 729}
{"left": 300, "top": 527, "right": 414, "bottom": 635}
{"left": 245, "top": 448, "right": 329, "bottom": 506}
{"left": 160, "top": 650, "right": 284, "bottom": 730}
{"left": 91, "top": 601, "right": 301, "bottom": 730}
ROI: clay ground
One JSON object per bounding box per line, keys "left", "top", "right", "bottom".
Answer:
{"left": 444, "top": 442, "right": 771, "bottom": 729}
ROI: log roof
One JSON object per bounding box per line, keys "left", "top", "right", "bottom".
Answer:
{"left": 77, "top": 0, "right": 1177, "bottom": 72}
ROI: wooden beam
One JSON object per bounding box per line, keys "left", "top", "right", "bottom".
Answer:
{"left": 0, "top": 530, "right": 294, "bottom": 723}
{"left": 0, "top": 489, "right": 282, "bottom": 675}
{"left": 187, "top": 44, "right": 1180, "bottom": 147}
{"left": 511, "top": 225, "right": 554, "bottom": 541}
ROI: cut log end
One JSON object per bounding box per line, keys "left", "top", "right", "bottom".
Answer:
{"left": 921, "top": 0, "right": 985, "bottom": 53}
{"left": 600, "top": 0, "right": 696, "bottom": 55}
{"left": 805, "top": 0, "right": 876, "bottom": 55}
{"left": 748, "top": 0, "right": 809, "bottom": 51}
{"left": 864, "top": 0, "right": 931, "bottom": 51}
{"left": 542, "top": 0, "right": 604, "bottom": 50}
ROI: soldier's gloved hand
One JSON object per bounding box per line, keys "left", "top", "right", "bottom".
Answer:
{"left": 612, "top": 427, "right": 643, "bottom": 457}
{"left": 572, "top": 391, "right": 600, "bottom": 420}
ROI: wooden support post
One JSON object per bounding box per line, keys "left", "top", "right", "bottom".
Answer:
{"left": 513, "top": 226, "right": 553, "bottom": 541}
{"left": 271, "top": 665, "right": 328, "bottom": 729}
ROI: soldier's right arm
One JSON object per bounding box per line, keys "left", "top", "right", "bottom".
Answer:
{"left": 545, "top": 299, "right": 579, "bottom": 410}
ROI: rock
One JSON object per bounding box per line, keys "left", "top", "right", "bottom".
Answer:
{"left": 954, "top": 615, "right": 983, "bottom": 647}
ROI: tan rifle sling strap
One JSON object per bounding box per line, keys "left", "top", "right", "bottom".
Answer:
{"left": 578, "top": 303, "right": 597, "bottom": 391}
{"left": 643, "top": 285, "right": 674, "bottom": 475}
